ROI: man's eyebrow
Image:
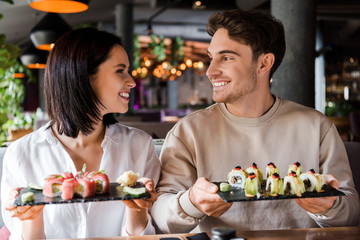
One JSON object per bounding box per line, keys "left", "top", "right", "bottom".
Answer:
{"left": 206, "top": 49, "right": 240, "bottom": 56}
{"left": 218, "top": 50, "right": 240, "bottom": 56}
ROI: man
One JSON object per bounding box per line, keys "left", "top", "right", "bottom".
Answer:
{"left": 151, "top": 9, "right": 359, "bottom": 233}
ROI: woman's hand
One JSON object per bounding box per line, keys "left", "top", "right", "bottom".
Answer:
{"left": 5, "top": 187, "right": 46, "bottom": 239}
{"left": 122, "top": 177, "right": 157, "bottom": 211}
{"left": 295, "top": 174, "right": 340, "bottom": 214}
{"left": 5, "top": 187, "right": 45, "bottom": 221}
{"left": 123, "top": 177, "right": 157, "bottom": 235}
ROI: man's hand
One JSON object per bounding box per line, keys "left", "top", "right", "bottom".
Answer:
{"left": 295, "top": 174, "right": 340, "bottom": 214}
{"left": 189, "top": 177, "right": 232, "bottom": 217}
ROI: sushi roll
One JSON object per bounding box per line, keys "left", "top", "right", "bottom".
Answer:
{"left": 227, "top": 166, "right": 248, "bottom": 189}
{"left": 116, "top": 171, "right": 139, "bottom": 187}
{"left": 61, "top": 178, "right": 79, "bottom": 200}
{"left": 62, "top": 172, "right": 74, "bottom": 179}
{"left": 246, "top": 163, "right": 263, "bottom": 185}
{"left": 43, "top": 176, "right": 64, "bottom": 198}
{"left": 266, "top": 162, "right": 279, "bottom": 179}
{"left": 88, "top": 171, "right": 110, "bottom": 194}
{"left": 283, "top": 171, "right": 305, "bottom": 197}
{"left": 299, "top": 169, "right": 325, "bottom": 192}
{"left": 244, "top": 173, "right": 261, "bottom": 198}
{"left": 288, "top": 162, "right": 303, "bottom": 176}
{"left": 265, "top": 173, "right": 284, "bottom": 196}
{"left": 76, "top": 178, "right": 96, "bottom": 198}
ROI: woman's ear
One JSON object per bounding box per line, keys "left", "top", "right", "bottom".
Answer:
{"left": 258, "top": 53, "right": 275, "bottom": 75}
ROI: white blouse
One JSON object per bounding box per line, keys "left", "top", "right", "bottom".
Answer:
{"left": 1, "top": 122, "right": 161, "bottom": 239}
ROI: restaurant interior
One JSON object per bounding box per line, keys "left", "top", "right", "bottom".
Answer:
{"left": 0, "top": 0, "right": 360, "bottom": 239}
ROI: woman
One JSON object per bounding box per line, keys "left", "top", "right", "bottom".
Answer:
{"left": 1, "top": 28, "right": 161, "bottom": 239}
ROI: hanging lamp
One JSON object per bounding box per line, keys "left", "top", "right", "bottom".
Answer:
{"left": 28, "top": 0, "right": 90, "bottom": 13}
{"left": 20, "top": 43, "right": 48, "bottom": 69}
{"left": 30, "top": 13, "right": 71, "bottom": 51}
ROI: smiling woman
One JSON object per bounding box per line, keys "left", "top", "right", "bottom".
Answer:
{"left": 1, "top": 28, "right": 161, "bottom": 239}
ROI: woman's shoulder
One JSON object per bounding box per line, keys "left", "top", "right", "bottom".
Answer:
{"left": 107, "top": 123, "right": 153, "bottom": 141}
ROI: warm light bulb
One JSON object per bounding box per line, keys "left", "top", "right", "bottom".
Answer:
{"left": 29, "top": 0, "right": 89, "bottom": 13}
{"left": 185, "top": 59, "right": 192, "bottom": 67}
{"left": 132, "top": 70, "right": 137, "bottom": 77}
{"left": 28, "top": 63, "right": 46, "bottom": 69}
{"left": 179, "top": 63, "right": 186, "bottom": 71}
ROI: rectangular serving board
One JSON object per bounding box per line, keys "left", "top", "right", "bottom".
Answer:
{"left": 14, "top": 182, "right": 150, "bottom": 206}
{"left": 214, "top": 181, "right": 345, "bottom": 202}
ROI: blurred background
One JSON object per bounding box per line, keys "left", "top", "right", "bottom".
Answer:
{"left": 0, "top": 0, "right": 359, "bottom": 142}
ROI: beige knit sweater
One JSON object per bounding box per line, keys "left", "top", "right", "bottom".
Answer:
{"left": 151, "top": 96, "right": 360, "bottom": 234}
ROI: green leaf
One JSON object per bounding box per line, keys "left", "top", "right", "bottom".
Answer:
{"left": 0, "top": 34, "right": 5, "bottom": 46}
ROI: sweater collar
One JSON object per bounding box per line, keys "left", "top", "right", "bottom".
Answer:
{"left": 217, "top": 95, "right": 281, "bottom": 126}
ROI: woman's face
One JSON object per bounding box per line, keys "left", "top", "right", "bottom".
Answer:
{"left": 90, "top": 45, "right": 136, "bottom": 115}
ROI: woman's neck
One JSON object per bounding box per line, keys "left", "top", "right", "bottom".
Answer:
{"left": 52, "top": 121, "right": 106, "bottom": 149}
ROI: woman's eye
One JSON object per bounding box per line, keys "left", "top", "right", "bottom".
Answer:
{"left": 117, "top": 69, "right": 125, "bottom": 73}
{"left": 224, "top": 56, "right": 232, "bottom": 61}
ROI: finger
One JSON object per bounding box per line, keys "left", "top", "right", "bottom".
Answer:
{"left": 122, "top": 200, "right": 142, "bottom": 211}
{"left": 16, "top": 205, "right": 44, "bottom": 221}
{"left": 133, "top": 199, "right": 152, "bottom": 209}
{"left": 139, "top": 178, "right": 154, "bottom": 192}
{"left": 5, "top": 188, "right": 24, "bottom": 211}
{"left": 194, "top": 177, "right": 218, "bottom": 193}
{"left": 324, "top": 174, "right": 340, "bottom": 189}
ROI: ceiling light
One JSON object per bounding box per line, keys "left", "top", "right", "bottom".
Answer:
{"left": 20, "top": 43, "right": 48, "bottom": 69}
{"left": 30, "top": 13, "right": 71, "bottom": 51}
{"left": 28, "top": 0, "right": 90, "bottom": 13}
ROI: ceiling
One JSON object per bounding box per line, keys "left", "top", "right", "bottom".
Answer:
{"left": 0, "top": 0, "right": 360, "bottom": 58}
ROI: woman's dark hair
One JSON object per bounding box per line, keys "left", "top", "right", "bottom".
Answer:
{"left": 207, "top": 9, "right": 286, "bottom": 79}
{"left": 45, "top": 28, "right": 121, "bottom": 138}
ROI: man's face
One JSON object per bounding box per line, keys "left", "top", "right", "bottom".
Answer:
{"left": 206, "top": 28, "right": 258, "bottom": 104}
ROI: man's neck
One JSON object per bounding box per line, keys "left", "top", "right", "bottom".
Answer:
{"left": 225, "top": 92, "right": 275, "bottom": 118}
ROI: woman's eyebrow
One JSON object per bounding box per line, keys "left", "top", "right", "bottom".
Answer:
{"left": 116, "top": 63, "right": 127, "bottom": 68}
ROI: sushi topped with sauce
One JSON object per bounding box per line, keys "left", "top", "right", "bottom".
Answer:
{"left": 299, "top": 169, "right": 325, "bottom": 192}
{"left": 227, "top": 166, "right": 248, "bottom": 189}
{"left": 266, "top": 162, "right": 279, "bottom": 179}
{"left": 244, "top": 172, "right": 261, "bottom": 198}
{"left": 288, "top": 162, "right": 303, "bottom": 176}
{"left": 283, "top": 171, "right": 305, "bottom": 197}
{"left": 265, "top": 173, "right": 284, "bottom": 196}
{"left": 246, "top": 163, "right": 263, "bottom": 185}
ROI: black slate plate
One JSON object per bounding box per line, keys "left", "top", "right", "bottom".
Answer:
{"left": 14, "top": 182, "right": 150, "bottom": 206}
{"left": 215, "top": 181, "right": 345, "bottom": 202}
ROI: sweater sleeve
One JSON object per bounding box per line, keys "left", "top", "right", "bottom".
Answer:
{"left": 150, "top": 131, "right": 206, "bottom": 234}
{"left": 308, "top": 123, "right": 360, "bottom": 226}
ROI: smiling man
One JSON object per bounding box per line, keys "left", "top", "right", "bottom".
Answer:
{"left": 151, "top": 9, "right": 359, "bottom": 233}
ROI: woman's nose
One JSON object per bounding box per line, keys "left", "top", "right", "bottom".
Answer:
{"left": 127, "top": 74, "right": 136, "bottom": 88}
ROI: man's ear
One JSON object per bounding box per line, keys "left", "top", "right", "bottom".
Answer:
{"left": 258, "top": 53, "right": 275, "bottom": 75}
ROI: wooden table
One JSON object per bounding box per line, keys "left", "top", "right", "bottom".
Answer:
{"left": 236, "top": 226, "right": 360, "bottom": 239}
{"left": 63, "top": 227, "right": 360, "bottom": 240}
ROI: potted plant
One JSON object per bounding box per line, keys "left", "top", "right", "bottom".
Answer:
{"left": 0, "top": 0, "right": 35, "bottom": 145}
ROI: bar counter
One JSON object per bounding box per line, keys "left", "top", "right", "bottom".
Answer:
{"left": 63, "top": 226, "right": 360, "bottom": 240}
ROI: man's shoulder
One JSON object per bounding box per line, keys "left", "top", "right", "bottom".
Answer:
{"left": 177, "top": 104, "right": 220, "bottom": 123}
{"left": 280, "top": 98, "right": 331, "bottom": 123}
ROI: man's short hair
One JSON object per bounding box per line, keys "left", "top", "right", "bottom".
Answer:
{"left": 207, "top": 9, "right": 286, "bottom": 79}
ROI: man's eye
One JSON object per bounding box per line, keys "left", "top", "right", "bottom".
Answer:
{"left": 117, "top": 69, "right": 125, "bottom": 73}
{"left": 224, "top": 56, "right": 232, "bottom": 61}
